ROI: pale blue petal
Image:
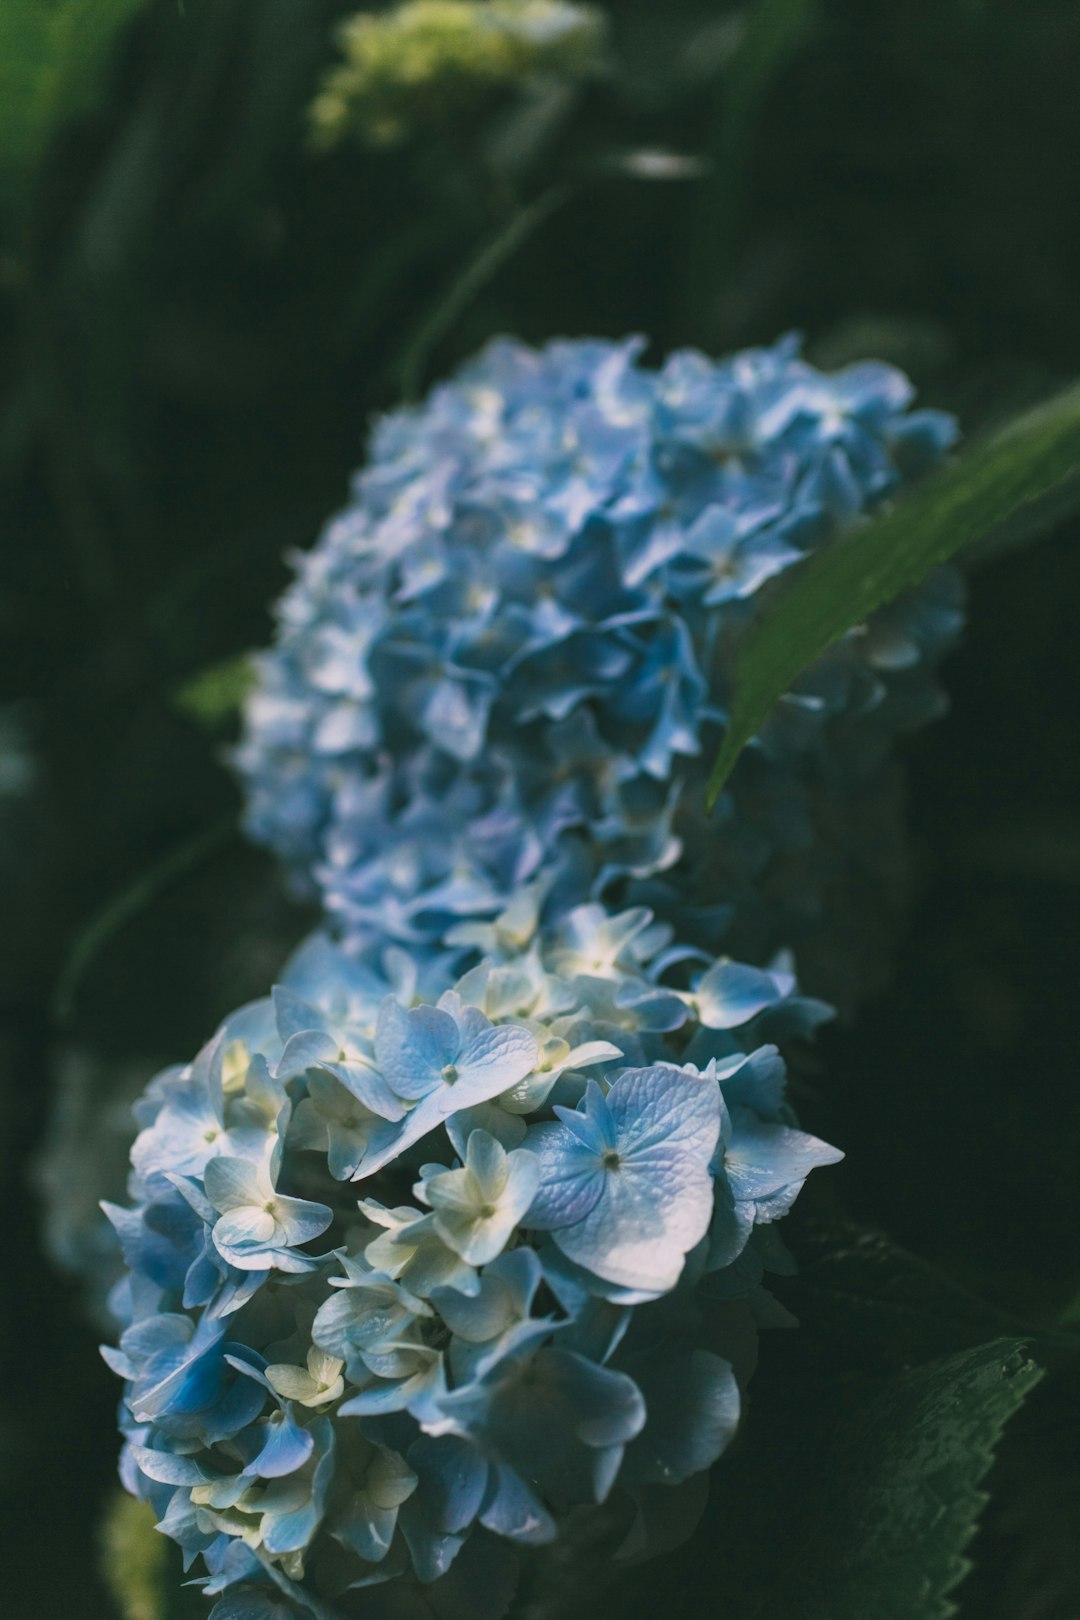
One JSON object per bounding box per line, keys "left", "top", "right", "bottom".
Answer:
{"left": 519, "top": 1122, "right": 605, "bottom": 1231}
{"left": 723, "top": 1109, "right": 843, "bottom": 1202}
{"left": 375, "top": 999, "right": 458, "bottom": 1101}
{"left": 204, "top": 1157, "right": 265, "bottom": 1217}
{"left": 695, "top": 960, "right": 786, "bottom": 1029}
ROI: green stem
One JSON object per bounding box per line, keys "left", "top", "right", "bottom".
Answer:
{"left": 397, "top": 179, "right": 572, "bottom": 403}
{"left": 52, "top": 814, "right": 238, "bottom": 1028}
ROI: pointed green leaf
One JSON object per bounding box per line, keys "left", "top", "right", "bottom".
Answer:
{"left": 706, "top": 382, "right": 1080, "bottom": 807}
{"left": 713, "top": 1224, "right": 1045, "bottom": 1618}
{"left": 724, "top": 1337, "right": 1042, "bottom": 1620}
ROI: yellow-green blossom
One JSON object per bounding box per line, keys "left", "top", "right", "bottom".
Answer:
{"left": 311, "top": 0, "right": 606, "bottom": 149}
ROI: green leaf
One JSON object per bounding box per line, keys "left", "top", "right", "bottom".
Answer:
{"left": 774, "top": 1217, "right": 1030, "bottom": 1369}
{"left": 175, "top": 653, "right": 256, "bottom": 730}
{"left": 0, "top": 0, "right": 143, "bottom": 224}
{"left": 706, "top": 382, "right": 1080, "bottom": 808}
{"left": 731, "top": 1338, "right": 1041, "bottom": 1620}
{"left": 957, "top": 1361, "right": 1080, "bottom": 1620}
{"left": 594, "top": 1221, "right": 1043, "bottom": 1620}
{"left": 718, "top": 0, "right": 818, "bottom": 171}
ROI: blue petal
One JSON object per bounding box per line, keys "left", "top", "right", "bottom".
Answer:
{"left": 375, "top": 999, "right": 458, "bottom": 1101}
{"left": 407, "top": 1434, "right": 488, "bottom": 1535}
{"left": 619, "top": 1346, "right": 740, "bottom": 1484}
{"left": 519, "top": 1121, "right": 605, "bottom": 1231}
{"left": 479, "top": 1462, "right": 556, "bottom": 1543}
{"left": 695, "top": 960, "right": 786, "bottom": 1029}
{"left": 723, "top": 1108, "right": 843, "bottom": 1202}
{"left": 245, "top": 1408, "right": 315, "bottom": 1480}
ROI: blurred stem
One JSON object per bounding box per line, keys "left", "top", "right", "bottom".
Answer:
{"left": 52, "top": 814, "right": 238, "bottom": 1029}
{"left": 22, "top": 283, "right": 122, "bottom": 619}
{"left": 338, "top": 210, "right": 454, "bottom": 347}
{"left": 682, "top": 0, "right": 818, "bottom": 341}
{"left": 397, "top": 179, "right": 572, "bottom": 401}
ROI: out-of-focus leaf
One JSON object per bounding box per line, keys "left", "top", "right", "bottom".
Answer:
{"left": 0, "top": 0, "right": 144, "bottom": 224}
{"left": 100, "top": 1490, "right": 205, "bottom": 1620}
{"left": 395, "top": 143, "right": 708, "bottom": 399}
{"left": 1060, "top": 1290, "right": 1080, "bottom": 1327}
{"left": 101, "top": 1492, "right": 167, "bottom": 1620}
{"left": 717, "top": 0, "right": 818, "bottom": 165}
{"left": 707, "top": 382, "right": 1080, "bottom": 807}
{"left": 593, "top": 1220, "right": 1043, "bottom": 1620}
{"left": 176, "top": 654, "right": 255, "bottom": 730}
{"left": 594, "top": 147, "right": 708, "bottom": 181}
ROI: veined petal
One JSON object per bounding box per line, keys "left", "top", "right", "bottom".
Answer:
{"left": 520, "top": 1122, "right": 605, "bottom": 1231}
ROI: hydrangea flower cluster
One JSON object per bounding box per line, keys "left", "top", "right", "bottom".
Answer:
{"left": 105, "top": 907, "right": 840, "bottom": 1619}
{"left": 235, "top": 334, "right": 962, "bottom": 1005}
{"left": 310, "top": 1, "right": 607, "bottom": 151}
{"left": 105, "top": 332, "right": 962, "bottom": 1616}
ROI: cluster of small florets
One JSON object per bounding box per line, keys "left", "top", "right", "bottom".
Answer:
{"left": 105, "top": 906, "right": 839, "bottom": 1619}
{"left": 310, "top": 1, "right": 607, "bottom": 151}
{"left": 105, "top": 333, "right": 961, "bottom": 1616}
{"left": 235, "top": 335, "right": 962, "bottom": 1000}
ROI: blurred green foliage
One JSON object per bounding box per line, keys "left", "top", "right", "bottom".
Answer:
{"left": 102, "top": 1492, "right": 205, "bottom": 1620}
{"left": 0, "top": 0, "right": 143, "bottom": 227}
{"left": 3, "top": 1, "right": 1080, "bottom": 1616}
{"left": 175, "top": 652, "right": 255, "bottom": 729}
{"left": 101, "top": 1493, "right": 169, "bottom": 1620}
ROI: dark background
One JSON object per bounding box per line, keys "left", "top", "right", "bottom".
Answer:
{"left": 3, "top": 1, "right": 1080, "bottom": 1615}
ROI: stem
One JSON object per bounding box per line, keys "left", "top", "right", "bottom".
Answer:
{"left": 397, "top": 180, "right": 573, "bottom": 403}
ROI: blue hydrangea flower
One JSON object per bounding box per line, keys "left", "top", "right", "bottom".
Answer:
{"left": 235, "top": 334, "right": 962, "bottom": 1009}
{"left": 104, "top": 913, "right": 840, "bottom": 1613}
{"left": 523, "top": 1068, "right": 721, "bottom": 1294}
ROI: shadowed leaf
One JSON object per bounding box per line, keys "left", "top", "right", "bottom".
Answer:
{"left": 707, "top": 383, "right": 1080, "bottom": 807}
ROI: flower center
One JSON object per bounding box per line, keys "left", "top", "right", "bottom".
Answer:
{"left": 441, "top": 1064, "right": 459, "bottom": 1084}
{"left": 601, "top": 1150, "right": 621, "bottom": 1170}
